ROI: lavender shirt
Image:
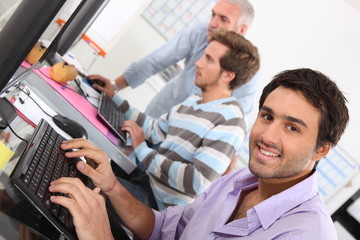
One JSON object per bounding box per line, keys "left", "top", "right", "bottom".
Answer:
{"left": 149, "top": 168, "right": 337, "bottom": 240}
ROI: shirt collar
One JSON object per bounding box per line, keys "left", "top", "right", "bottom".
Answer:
{"left": 214, "top": 169, "right": 319, "bottom": 236}
{"left": 254, "top": 170, "right": 319, "bottom": 229}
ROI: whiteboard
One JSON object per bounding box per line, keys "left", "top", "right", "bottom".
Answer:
{"left": 85, "top": 0, "right": 152, "bottom": 54}
{"left": 142, "top": 0, "right": 216, "bottom": 40}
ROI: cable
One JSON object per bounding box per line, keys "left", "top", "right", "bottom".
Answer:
{"left": 37, "top": 68, "right": 100, "bottom": 106}
{"left": 0, "top": 109, "right": 29, "bottom": 144}
{"left": 16, "top": 86, "right": 53, "bottom": 118}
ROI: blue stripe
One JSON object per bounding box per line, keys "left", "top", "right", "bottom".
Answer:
{"left": 160, "top": 140, "right": 194, "bottom": 161}
{"left": 206, "top": 130, "right": 243, "bottom": 143}
{"left": 153, "top": 188, "right": 189, "bottom": 206}
{"left": 168, "top": 162, "right": 181, "bottom": 189}
{"left": 148, "top": 156, "right": 162, "bottom": 175}
{"left": 192, "top": 169, "right": 205, "bottom": 194}
{"left": 171, "top": 118, "right": 211, "bottom": 138}
{"left": 195, "top": 151, "right": 228, "bottom": 174}
{"left": 158, "top": 118, "right": 169, "bottom": 132}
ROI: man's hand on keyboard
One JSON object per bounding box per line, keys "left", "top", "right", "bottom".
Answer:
{"left": 60, "top": 138, "right": 115, "bottom": 193}
{"left": 49, "top": 177, "right": 114, "bottom": 240}
{"left": 121, "top": 120, "right": 145, "bottom": 149}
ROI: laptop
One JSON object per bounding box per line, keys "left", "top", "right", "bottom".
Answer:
{"left": 9, "top": 119, "right": 129, "bottom": 239}
{"left": 97, "top": 92, "right": 127, "bottom": 143}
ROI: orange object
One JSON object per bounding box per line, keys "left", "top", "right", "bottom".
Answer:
{"left": 55, "top": 18, "right": 106, "bottom": 57}
{"left": 50, "top": 62, "right": 78, "bottom": 82}
{"left": 25, "top": 41, "right": 47, "bottom": 65}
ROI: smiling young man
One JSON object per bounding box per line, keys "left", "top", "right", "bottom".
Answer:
{"left": 89, "top": 0, "right": 258, "bottom": 120}
{"left": 50, "top": 68, "right": 348, "bottom": 239}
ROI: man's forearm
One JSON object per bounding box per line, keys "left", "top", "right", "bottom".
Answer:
{"left": 106, "top": 180, "right": 155, "bottom": 240}
{"left": 114, "top": 74, "right": 129, "bottom": 90}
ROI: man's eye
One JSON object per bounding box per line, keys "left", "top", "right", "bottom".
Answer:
{"left": 221, "top": 17, "right": 228, "bottom": 22}
{"left": 287, "top": 125, "right": 299, "bottom": 133}
{"left": 261, "top": 113, "right": 272, "bottom": 121}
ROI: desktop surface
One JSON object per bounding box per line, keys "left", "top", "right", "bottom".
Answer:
{"left": 17, "top": 64, "right": 136, "bottom": 174}
{"left": 0, "top": 64, "right": 135, "bottom": 239}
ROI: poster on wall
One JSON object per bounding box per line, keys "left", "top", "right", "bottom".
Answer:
{"left": 142, "top": 0, "right": 216, "bottom": 40}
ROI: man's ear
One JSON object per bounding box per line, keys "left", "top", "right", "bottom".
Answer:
{"left": 223, "top": 70, "right": 235, "bottom": 83}
{"left": 312, "top": 143, "right": 331, "bottom": 162}
{"left": 236, "top": 24, "right": 248, "bottom": 35}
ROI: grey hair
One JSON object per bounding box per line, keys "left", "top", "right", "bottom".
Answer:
{"left": 224, "top": 0, "right": 255, "bottom": 28}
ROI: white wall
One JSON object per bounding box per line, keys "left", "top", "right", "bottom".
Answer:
{"left": 239, "top": 0, "right": 360, "bottom": 217}
{"left": 247, "top": 0, "right": 360, "bottom": 160}
{"left": 75, "top": 16, "right": 167, "bottom": 79}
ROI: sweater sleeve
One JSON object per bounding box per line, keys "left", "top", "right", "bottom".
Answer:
{"left": 139, "top": 117, "right": 246, "bottom": 196}
{"left": 112, "top": 94, "right": 170, "bottom": 144}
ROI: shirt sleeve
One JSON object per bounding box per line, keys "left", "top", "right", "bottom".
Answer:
{"left": 139, "top": 117, "right": 246, "bottom": 196}
{"left": 149, "top": 188, "right": 209, "bottom": 240}
{"left": 149, "top": 174, "right": 232, "bottom": 240}
{"left": 123, "top": 23, "right": 203, "bottom": 88}
{"left": 112, "top": 94, "right": 169, "bottom": 144}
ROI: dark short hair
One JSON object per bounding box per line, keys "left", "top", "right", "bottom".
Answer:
{"left": 210, "top": 29, "right": 260, "bottom": 90}
{"left": 259, "top": 68, "right": 349, "bottom": 149}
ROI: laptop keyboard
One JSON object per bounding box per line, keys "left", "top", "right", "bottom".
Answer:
{"left": 14, "top": 120, "right": 88, "bottom": 230}
{"left": 98, "top": 93, "right": 126, "bottom": 142}
{"left": 26, "top": 124, "right": 73, "bottom": 225}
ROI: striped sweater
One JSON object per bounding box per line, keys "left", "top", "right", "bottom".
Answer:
{"left": 113, "top": 94, "right": 246, "bottom": 206}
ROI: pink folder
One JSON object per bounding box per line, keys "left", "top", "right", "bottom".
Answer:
{"left": 21, "top": 61, "right": 119, "bottom": 145}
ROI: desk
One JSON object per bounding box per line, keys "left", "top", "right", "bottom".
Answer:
{"left": 18, "top": 66, "right": 136, "bottom": 174}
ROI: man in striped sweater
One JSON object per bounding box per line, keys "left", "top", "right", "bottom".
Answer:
{"left": 100, "top": 29, "right": 259, "bottom": 209}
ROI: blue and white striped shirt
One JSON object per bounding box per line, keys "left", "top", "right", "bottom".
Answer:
{"left": 113, "top": 94, "right": 246, "bottom": 206}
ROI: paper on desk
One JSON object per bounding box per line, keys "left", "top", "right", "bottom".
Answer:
{"left": 0, "top": 141, "right": 14, "bottom": 170}
{"left": 11, "top": 86, "right": 72, "bottom": 140}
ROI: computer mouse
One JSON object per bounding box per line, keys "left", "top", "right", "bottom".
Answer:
{"left": 52, "top": 114, "right": 88, "bottom": 139}
{"left": 85, "top": 77, "right": 105, "bottom": 93}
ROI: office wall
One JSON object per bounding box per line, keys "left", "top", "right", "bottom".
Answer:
{"left": 247, "top": 0, "right": 360, "bottom": 159}
{"left": 86, "top": 16, "right": 166, "bottom": 79}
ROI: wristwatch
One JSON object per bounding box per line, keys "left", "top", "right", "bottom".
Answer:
{"left": 111, "top": 82, "right": 119, "bottom": 92}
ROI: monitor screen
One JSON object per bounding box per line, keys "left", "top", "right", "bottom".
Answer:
{"left": 45, "top": 0, "right": 106, "bottom": 65}
{"left": 0, "top": 0, "right": 66, "bottom": 94}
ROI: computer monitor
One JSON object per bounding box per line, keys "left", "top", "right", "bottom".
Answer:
{"left": 45, "top": 0, "right": 107, "bottom": 65}
{"left": 0, "top": 0, "right": 66, "bottom": 94}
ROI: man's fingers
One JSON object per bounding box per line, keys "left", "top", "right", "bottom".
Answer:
{"left": 61, "top": 138, "right": 100, "bottom": 151}
{"left": 49, "top": 178, "right": 107, "bottom": 232}
{"left": 49, "top": 178, "right": 89, "bottom": 211}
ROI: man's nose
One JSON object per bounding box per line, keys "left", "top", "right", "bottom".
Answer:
{"left": 209, "top": 16, "right": 219, "bottom": 28}
{"left": 195, "top": 58, "right": 203, "bottom": 68}
{"left": 261, "top": 123, "right": 281, "bottom": 146}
